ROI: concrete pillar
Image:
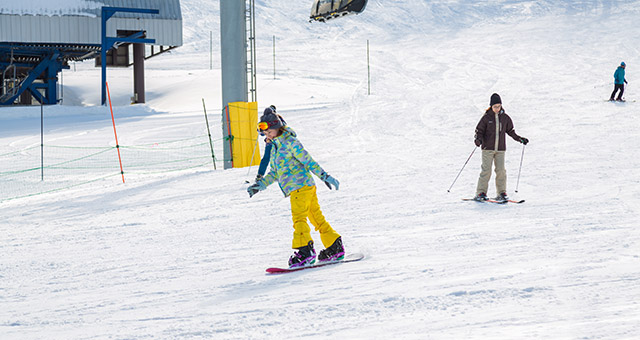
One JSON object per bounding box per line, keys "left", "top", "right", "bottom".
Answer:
{"left": 220, "top": 0, "right": 248, "bottom": 169}
{"left": 133, "top": 43, "right": 145, "bottom": 103}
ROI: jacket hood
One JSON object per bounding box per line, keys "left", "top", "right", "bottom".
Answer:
{"left": 280, "top": 126, "right": 297, "bottom": 138}
{"left": 272, "top": 126, "right": 297, "bottom": 147}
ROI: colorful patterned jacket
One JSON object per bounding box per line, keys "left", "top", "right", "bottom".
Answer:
{"left": 260, "top": 127, "right": 326, "bottom": 197}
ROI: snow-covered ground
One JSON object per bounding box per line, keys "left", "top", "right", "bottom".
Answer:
{"left": 2, "top": 1, "right": 640, "bottom": 339}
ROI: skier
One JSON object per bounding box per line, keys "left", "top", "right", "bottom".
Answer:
{"left": 610, "top": 61, "right": 628, "bottom": 102}
{"left": 247, "top": 110, "right": 344, "bottom": 268}
{"left": 474, "top": 93, "right": 529, "bottom": 202}
{"left": 254, "top": 105, "right": 285, "bottom": 182}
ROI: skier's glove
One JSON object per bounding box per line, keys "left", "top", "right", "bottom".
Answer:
{"left": 474, "top": 139, "right": 482, "bottom": 147}
{"left": 320, "top": 173, "right": 340, "bottom": 190}
{"left": 519, "top": 137, "right": 529, "bottom": 145}
{"left": 247, "top": 180, "right": 266, "bottom": 198}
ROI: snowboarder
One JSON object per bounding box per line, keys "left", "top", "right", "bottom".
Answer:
{"left": 474, "top": 93, "right": 529, "bottom": 202}
{"left": 247, "top": 111, "right": 344, "bottom": 268}
{"left": 610, "top": 61, "right": 628, "bottom": 101}
{"left": 254, "top": 105, "right": 285, "bottom": 183}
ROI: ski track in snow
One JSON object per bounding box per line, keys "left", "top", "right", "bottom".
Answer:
{"left": 1, "top": 0, "right": 640, "bottom": 339}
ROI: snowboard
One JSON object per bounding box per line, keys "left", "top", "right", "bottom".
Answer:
{"left": 462, "top": 198, "right": 525, "bottom": 204}
{"left": 266, "top": 252, "right": 364, "bottom": 274}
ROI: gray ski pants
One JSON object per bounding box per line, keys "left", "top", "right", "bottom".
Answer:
{"left": 476, "top": 150, "right": 507, "bottom": 196}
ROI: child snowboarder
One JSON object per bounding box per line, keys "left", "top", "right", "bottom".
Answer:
{"left": 474, "top": 93, "right": 529, "bottom": 202}
{"left": 610, "top": 61, "right": 628, "bottom": 102}
{"left": 247, "top": 110, "right": 343, "bottom": 268}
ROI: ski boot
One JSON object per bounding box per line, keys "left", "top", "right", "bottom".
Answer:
{"left": 496, "top": 192, "right": 509, "bottom": 202}
{"left": 318, "top": 237, "right": 345, "bottom": 262}
{"left": 474, "top": 192, "right": 488, "bottom": 201}
{"left": 288, "top": 241, "right": 316, "bottom": 268}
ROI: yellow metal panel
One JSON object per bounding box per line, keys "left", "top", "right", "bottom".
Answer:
{"left": 228, "top": 101, "right": 260, "bottom": 168}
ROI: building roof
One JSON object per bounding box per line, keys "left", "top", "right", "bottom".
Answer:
{"left": 0, "top": 0, "right": 181, "bottom": 19}
{"left": 0, "top": 0, "right": 182, "bottom": 46}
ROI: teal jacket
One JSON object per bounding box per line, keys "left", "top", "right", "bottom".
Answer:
{"left": 261, "top": 127, "right": 326, "bottom": 197}
{"left": 614, "top": 66, "right": 626, "bottom": 85}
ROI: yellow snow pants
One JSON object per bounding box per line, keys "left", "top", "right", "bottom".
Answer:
{"left": 289, "top": 185, "right": 341, "bottom": 249}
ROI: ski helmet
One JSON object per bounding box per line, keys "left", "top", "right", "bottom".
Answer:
{"left": 621, "top": 61, "right": 626, "bottom": 67}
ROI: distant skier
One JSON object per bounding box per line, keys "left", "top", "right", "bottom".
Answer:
{"left": 474, "top": 93, "right": 529, "bottom": 202}
{"left": 610, "top": 61, "right": 628, "bottom": 102}
{"left": 247, "top": 110, "right": 344, "bottom": 268}
{"left": 254, "top": 105, "right": 285, "bottom": 183}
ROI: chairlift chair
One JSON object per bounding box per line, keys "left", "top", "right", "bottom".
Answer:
{"left": 1, "top": 48, "right": 19, "bottom": 101}
{"left": 310, "top": 0, "right": 368, "bottom": 22}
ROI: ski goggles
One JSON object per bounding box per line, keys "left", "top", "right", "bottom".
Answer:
{"left": 258, "top": 121, "right": 270, "bottom": 131}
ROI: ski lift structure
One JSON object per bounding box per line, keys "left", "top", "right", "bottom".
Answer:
{"left": 310, "top": 0, "right": 368, "bottom": 22}
{"left": 0, "top": 1, "right": 182, "bottom": 106}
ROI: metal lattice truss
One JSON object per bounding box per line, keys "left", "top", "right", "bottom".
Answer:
{"left": 0, "top": 43, "right": 101, "bottom": 105}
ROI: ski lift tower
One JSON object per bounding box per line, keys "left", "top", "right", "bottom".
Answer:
{"left": 220, "top": 0, "right": 257, "bottom": 170}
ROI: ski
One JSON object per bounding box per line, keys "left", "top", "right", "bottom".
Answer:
{"left": 462, "top": 198, "right": 506, "bottom": 204}
{"left": 495, "top": 199, "right": 525, "bottom": 204}
{"left": 266, "top": 252, "right": 364, "bottom": 274}
{"left": 462, "top": 198, "right": 525, "bottom": 204}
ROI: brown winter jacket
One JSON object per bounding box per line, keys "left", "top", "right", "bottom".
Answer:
{"left": 474, "top": 108, "right": 521, "bottom": 151}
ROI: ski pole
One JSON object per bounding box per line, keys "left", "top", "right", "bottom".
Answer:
{"left": 515, "top": 144, "right": 525, "bottom": 193}
{"left": 447, "top": 146, "right": 478, "bottom": 192}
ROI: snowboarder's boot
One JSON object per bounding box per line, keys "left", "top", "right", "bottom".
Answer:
{"left": 496, "top": 192, "right": 509, "bottom": 202}
{"left": 288, "top": 240, "right": 316, "bottom": 268}
{"left": 474, "top": 192, "right": 488, "bottom": 201}
{"left": 318, "top": 237, "right": 345, "bottom": 262}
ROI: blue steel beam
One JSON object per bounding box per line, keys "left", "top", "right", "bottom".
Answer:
{"left": 0, "top": 52, "right": 59, "bottom": 105}
{"left": 101, "top": 6, "right": 159, "bottom": 105}
{"left": 28, "top": 85, "right": 46, "bottom": 104}
{"left": 106, "top": 36, "right": 155, "bottom": 46}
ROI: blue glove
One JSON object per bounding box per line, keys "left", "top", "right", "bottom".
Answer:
{"left": 320, "top": 173, "right": 340, "bottom": 190}
{"left": 519, "top": 137, "right": 529, "bottom": 145}
{"left": 247, "top": 180, "right": 266, "bottom": 198}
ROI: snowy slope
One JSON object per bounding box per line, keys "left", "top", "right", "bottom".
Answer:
{"left": 2, "top": 0, "right": 640, "bottom": 339}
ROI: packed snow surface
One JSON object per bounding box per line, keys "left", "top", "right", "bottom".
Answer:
{"left": 1, "top": 0, "right": 639, "bottom": 339}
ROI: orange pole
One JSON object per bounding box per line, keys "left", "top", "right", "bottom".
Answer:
{"left": 106, "top": 82, "right": 125, "bottom": 183}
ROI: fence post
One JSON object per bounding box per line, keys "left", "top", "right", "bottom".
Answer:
{"left": 40, "top": 103, "right": 44, "bottom": 181}
{"left": 106, "top": 82, "right": 125, "bottom": 183}
{"left": 210, "top": 31, "right": 213, "bottom": 70}
{"left": 367, "top": 39, "right": 371, "bottom": 95}
{"left": 202, "top": 98, "right": 217, "bottom": 169}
